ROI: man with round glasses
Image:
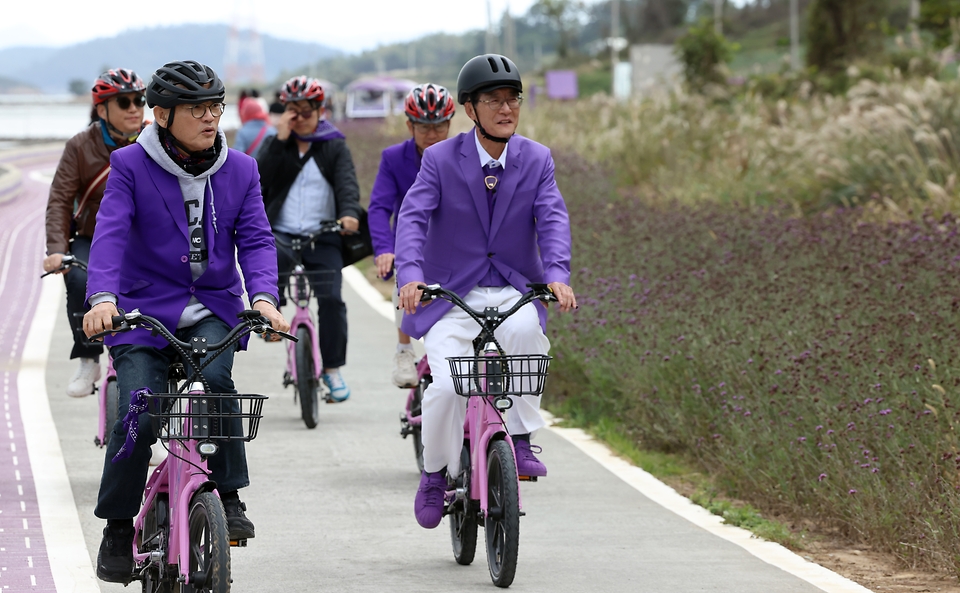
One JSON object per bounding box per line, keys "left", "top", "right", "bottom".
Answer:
{"left": 256, "top": 75, "right": 362, "bottom": 403}
{"left": 369, "top": 83, "right": 455, "bottom": 389}
{"left": 82, "top": 60, "right": 289, "bottom": 582}
{"left": 394, "top": 54, "right": 577, "bottom": 529}
{"left": 43, "top": 68, "right": 147, "bottom": 397}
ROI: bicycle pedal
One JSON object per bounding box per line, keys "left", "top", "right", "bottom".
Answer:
{"left": 518, "top": 476, "right": 538, "bottom": 482}
{"left": 230, "top": 539, "right": 248, "bottom": 547}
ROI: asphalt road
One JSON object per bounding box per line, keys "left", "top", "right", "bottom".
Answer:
{"left": 5, "top": 149, "right": 872, "bottom": 592}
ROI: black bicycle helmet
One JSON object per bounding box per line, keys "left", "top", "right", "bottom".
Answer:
{"left": 146, "top": 60, "right": 225, "bottom": 108}
{"left": 456, "top": 54, "right": 523, "bottom": 105}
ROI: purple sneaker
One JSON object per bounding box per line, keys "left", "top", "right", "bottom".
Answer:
{"left": 514, "top": 437, "right": 547, "bottom": 477}
{"left": 414, "top": 470, "right": 447, "bottom": 529}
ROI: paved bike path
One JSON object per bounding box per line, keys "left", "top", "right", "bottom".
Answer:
{"left": 9, "top": 148, "right": 875, "bottom": 592}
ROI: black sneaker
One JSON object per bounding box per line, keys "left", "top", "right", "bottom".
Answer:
{"left": 223, "top": 499, "right": 255, "bottom": 540}
{"left": 96, "top": 524, "right": 134, "bottom": 583}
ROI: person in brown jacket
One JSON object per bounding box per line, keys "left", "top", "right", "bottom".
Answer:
{"left": 43, "top": 68, "right": 147, "bottom": 397}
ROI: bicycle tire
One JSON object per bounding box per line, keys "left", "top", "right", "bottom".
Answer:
{"left": 450, "top": 445, "right": 477, "bottom": 565}
{"left": 186, "top": 491, "right": 231, "bottom": 593}
{"left": 295, "top": 326, "right": 319, "bottom": 429}
{"left": 485, "top": 439, "right": 520, "bottom": 588}
{"left": 104, "top": 378, "right": 119, "bottom": 448}
{"left": 411, "top": 380, "right": 426, "bottom": 473}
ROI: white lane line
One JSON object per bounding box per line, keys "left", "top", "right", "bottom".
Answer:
{"left": 19, "top": 273, "right": 99, "bottom": 592}
{"left": 342, "top": 267, "right": 874, "bottom": 593}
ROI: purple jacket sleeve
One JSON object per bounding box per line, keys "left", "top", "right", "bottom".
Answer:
{"left": 234, "top": 158, "right": 281, "bottom": 304}
{"left": 368, "top": 149, "right": 400, "bottom": 257}
{"left": 394, "top": 151, "right": 440, "bottom": 288}
{"left": 533, "top": 151, "right": 572, "bottom": 286}
{"left": 85, "top": 149, "right": 134, "bottom": 302}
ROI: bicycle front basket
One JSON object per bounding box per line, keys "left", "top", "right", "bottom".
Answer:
{"left": 147, "top": 393, "right": 267, "bottom": 442}
{"left": 446, "top": 354, "right": 552, "bottom": 397}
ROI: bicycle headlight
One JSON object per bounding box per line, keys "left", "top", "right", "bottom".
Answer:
{"left": 197, "top": 441, "right": 219, "bottom": 456}
{"left": 494, "top": 397, "right": 513, "bottom": 411}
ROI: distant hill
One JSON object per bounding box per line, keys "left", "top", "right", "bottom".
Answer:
{"left": 0, "top": 24, "right": 341, "bottom": 94}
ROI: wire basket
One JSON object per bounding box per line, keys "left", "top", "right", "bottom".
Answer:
{"left": 446, "top": 354, "right": 552, "bottom": 397}
{"left": 147, "top": 393, "right": 267, "bottom": 442}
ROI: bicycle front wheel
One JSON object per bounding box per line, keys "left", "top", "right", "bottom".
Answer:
{"left": 485, "top": 439, "right": 520, "bottom": 588}
{"left": 295, "top": 325, "right": 319, "bottom": 429}
{"left": 186, "top": 492, "right": 231, "bottom": 593}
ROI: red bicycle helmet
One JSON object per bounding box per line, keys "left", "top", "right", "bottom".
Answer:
{"left": 92, "top": 68, "right": 145, "bottom": 105}
{"left": 404, "top": 83, "right": 456, "bottom": 124}
{"left": 279, "top": 76, "right": 325, "bottom": 105}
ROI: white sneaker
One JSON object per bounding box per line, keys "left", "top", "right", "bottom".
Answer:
{"left": 392, "top": 348, "right": 418, "bottom": 388}
{"left": 67, "top": 358, "right": 101, "bottom": 398}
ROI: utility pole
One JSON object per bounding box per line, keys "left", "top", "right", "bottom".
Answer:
{"left": 485, "top": 0, "right": 496, "bottom": 55}
{"left": 910, "top": 0, "right": 921, "bottom": 24}
{"left": 790, "top": 0, "right": 799, "bottom": 70}
{"left": 611, "top": 0, "right": 620, "bottom": 96}
{"left": 714, "top": 0, "right": 723, "bottom": 35}
{"left": 503, "top": 3, "right": 517, "bottom": 59}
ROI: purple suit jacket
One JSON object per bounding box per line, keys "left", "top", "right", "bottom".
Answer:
{"left": 368, "top": 137, "right": 421, "bottom": 260}
{"left": 86, "top": 144, "right": 280, "bottom": 349}
{"left": 395, "top": 131, "right": 571, "bottom": 339}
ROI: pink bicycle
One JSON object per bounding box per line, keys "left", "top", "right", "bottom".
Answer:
{"left": 418, "top": 283, "right": 555, "bottom": 588}
{"left": 40, "top": 254, "right": 119, "bottom": 448}
{"left": 91, "top": 308, "right": 294, "bottom": 592}
{"left": 274, "top": 222, "right": 342, "bottom": 429}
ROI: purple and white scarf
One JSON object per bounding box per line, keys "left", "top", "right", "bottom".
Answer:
{"left": 293, "top": 120, "right": 345, "bottom": 142}
{"left": 112, "top": 387, "right": 152, "bottom": 462}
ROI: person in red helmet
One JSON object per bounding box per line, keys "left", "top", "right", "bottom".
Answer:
{"left": 368, "top": 83, "right": 455, "bottom": 388}
{"left": 256, "top": 75, "right": 362, "bottom": 402}
{"left": 42, "top": 68, "right": 147, "bottom": 397}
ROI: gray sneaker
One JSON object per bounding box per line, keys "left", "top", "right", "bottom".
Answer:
{"left": 392, "top": 349, "right": 418, "bottom": 388}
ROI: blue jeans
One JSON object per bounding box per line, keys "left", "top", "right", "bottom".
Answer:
{"left": 94, "top": 316, "right": 249, "bottom": 519}
{"left": 64, "top": 236, "right": 103, "bottom": 360}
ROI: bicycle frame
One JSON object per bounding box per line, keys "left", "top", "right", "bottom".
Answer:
{"left": 134, "top": 381, "right": 216, "bottom": 582}
{"left": 284, "top": 262, "right": 322, "bottom": 389}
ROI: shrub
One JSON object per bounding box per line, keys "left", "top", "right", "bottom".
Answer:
{"left": 674, "top": 18, "right": 737, "bottom": 91}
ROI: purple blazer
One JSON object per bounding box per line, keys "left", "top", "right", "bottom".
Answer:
{"left": 86, "top": 144, "right": 280, "bottom": 349}
{"left": 368, "top": 137, "right": 420, "bottom": 259}
{"left": 395, "top": 131, "right": 571, "bottom": 339}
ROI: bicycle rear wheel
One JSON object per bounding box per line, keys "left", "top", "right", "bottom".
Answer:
{"left": 450, "top": 445, "right": 477, "bottom": 565}
{"left": 485, "top": 439, "right": 520, "bottom": 588}
{"left": 185, "top": 491, "right": 231, "bottom": 593}
{"left": 295, "top": 326, "right": 319, "bottom": 429}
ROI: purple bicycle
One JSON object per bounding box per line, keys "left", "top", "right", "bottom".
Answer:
{"left": 274, "top": 222, "right": 341, "bottom": 429}
{"left": 418, "top": 283, "right": 555, "bottom": 588}
{"left": 90, "top": 309, "right": 295, "bottom": 592}
{"left": 41, "top": 254, "right": 119, "bottom": 448}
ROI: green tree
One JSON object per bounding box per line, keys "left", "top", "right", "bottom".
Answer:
{"left": 68, "top": 78, "right": 88, "bottom": 96}
{"left": 919, "top": 0, "right": 960, "bottom": 48}
{"left": 805, "top": 0, "right": 888, "bottom": 71}
{"left": 675, "top": 18, "right": 735, "bottom": 90}
{"left": 530, "top": 0, "right": 586, "bottom": 60}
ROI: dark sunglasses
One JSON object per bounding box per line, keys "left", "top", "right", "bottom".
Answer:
{"left": 114, "top": 94, "right": 146, "bottom": 110}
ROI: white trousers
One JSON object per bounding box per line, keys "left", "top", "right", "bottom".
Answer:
{"left": 421, "top": 286, "right": 550, "bottom": 475}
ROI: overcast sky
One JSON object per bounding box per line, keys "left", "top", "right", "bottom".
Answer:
{"left": 1, "top": 0, "right": 540, "bottom": 53}
{"left": 1, "top": 0, "right": 751, "bottom": 54}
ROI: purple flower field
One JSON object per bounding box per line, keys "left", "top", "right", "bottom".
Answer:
{"left": 546, "top": 152, "right": 960, "bottom": 572}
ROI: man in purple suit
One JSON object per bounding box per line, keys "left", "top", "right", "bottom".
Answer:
{"left": 369, "top": 83, "right": 456, "bottom": 388}
{"left": 82, "top": 61, "right": 289, "bottom": 582}
{"left": 396, "top": 54, "right": 578, "bottom": 529}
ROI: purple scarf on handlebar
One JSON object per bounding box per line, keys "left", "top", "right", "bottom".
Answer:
{"left": 112, "top": 387, "right": 152, "bottom": 463}
{"left": 293, "top": 120, "right": 345, "bottom": 142}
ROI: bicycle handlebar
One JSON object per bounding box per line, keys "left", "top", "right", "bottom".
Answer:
{"left": 273, "top": 221, "right": 359, "bottom": 251}
{"left": 90, "top": 309, "right": 298, "bottom": 346}
{"left": 417, "top": 283, "right": 557, "bottom": 330}
{"left": 40, "top": 254, "right": 87, "bottom": 278}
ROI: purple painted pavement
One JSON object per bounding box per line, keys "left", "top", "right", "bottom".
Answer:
{"left": 0, "top": 148, "right": 64, "bottom": 592}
